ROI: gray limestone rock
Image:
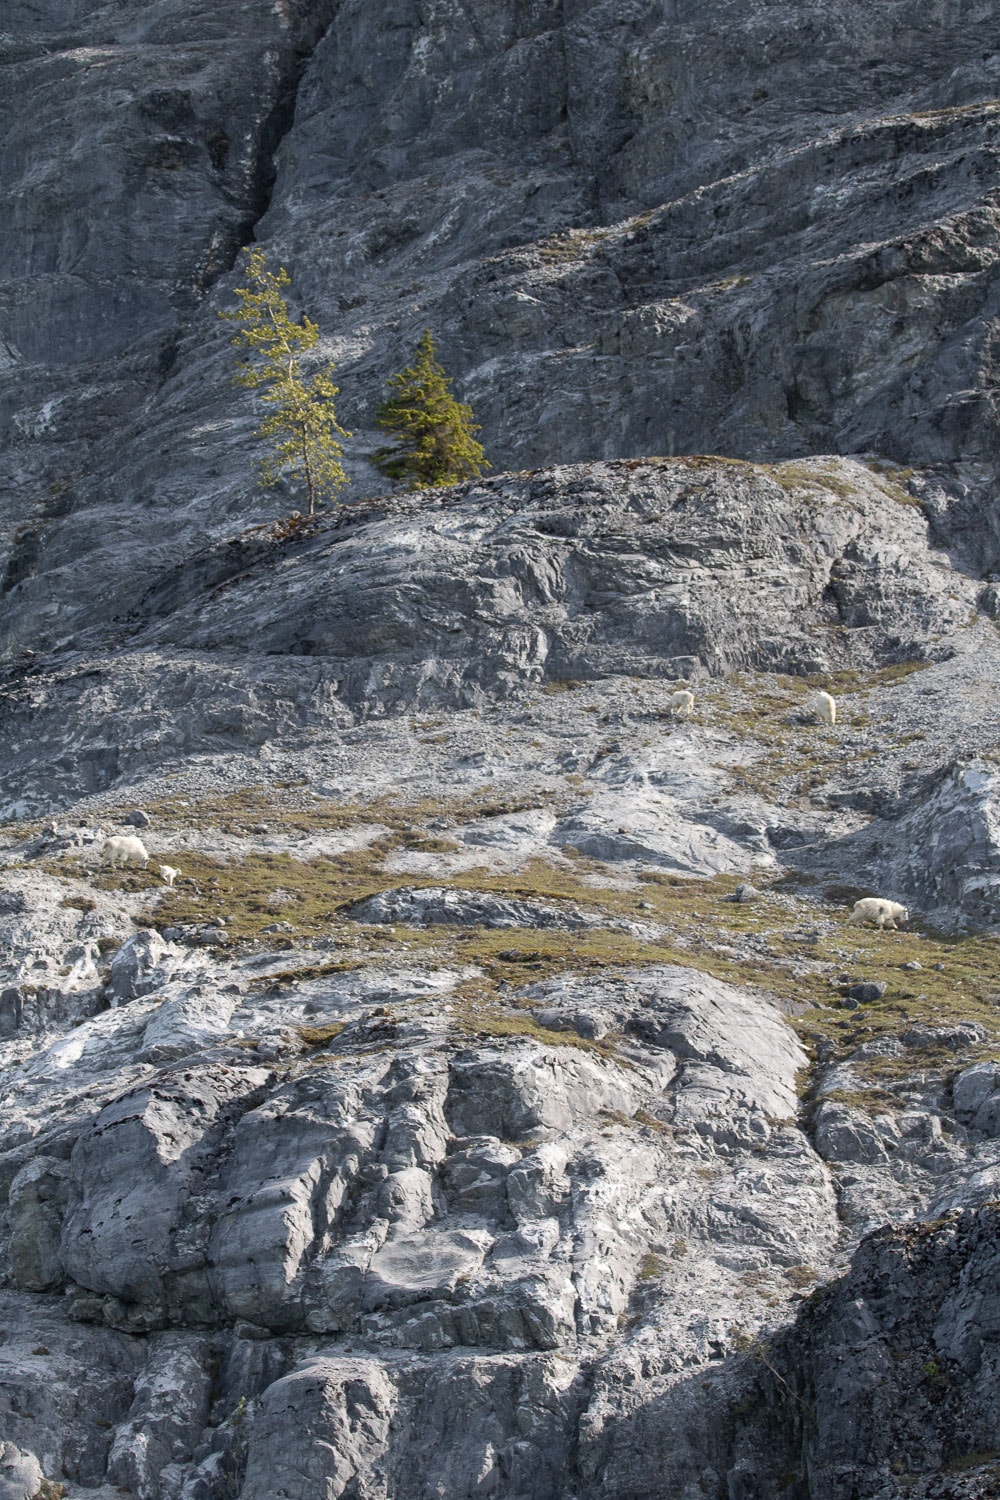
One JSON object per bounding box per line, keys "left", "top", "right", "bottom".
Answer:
{"left": 138, "top": 983, "right": 239, "bottom": 1062}
{"left": 0, "top": 1444, "right": 42, "bottom": 1500}
{"left": 904, "top": 1023, "right": 987, "bottom": 1052}
{"left": 6, "top": 1155, "right": 70, "bottom": 1291}
{"left": 813, "top": 1101, "right": 900, "bottom": 1166}
{"left": 846, "top": 981, "right": 887, "bottom": 1004}
{"left": 0, "top": 990, "right": 23, "bottom": 1040}
{"left": 953, "top": 1061, "right": 1000, "bottom": 1118}
{"left": 106, "top": 1334, "right": 214, "bottom": 1500}
{"left": 5, "top": 1, "right": 1000, "bottom": 1495}
{"left": 348, "top": 885, "right": 599, "bottom": 930}
{"left": 733, "top": 1205, "right": 1000, "bottom": 1499}
{"left": 0, "top": 456, "right": 986, "bottom": 821}
{"left": 107, "top": 928, "right": 174, "bottom": 1004}
{"left": 140, "top": 458, "right": 974, "bottom": 696}
{"left": 241, "top": 1358, "right": 396, "bottom": 1500}
{"left": 819, "top": 756, "right": 1000, "bottom": 928}
{"left": 61, "top": 1064, "right": 272, "bottom": 1327}
{"left": 0, "top": 1293, "right": 143, "bottom": 1487}
{"left": 445, "top": 1046, "right": 637, "bottom": 1143}
{"left": 241, "top": 1351, "right": 580, "bottom": 1500}
{"left": 441, "top": 1138, "right": 522, "bottom": 1219}
{"left": 953, "top": 1062, "right": 1000, "bottom": 1138}
{"left": 8, "top": 0, "right": 1000, "bottom": 670}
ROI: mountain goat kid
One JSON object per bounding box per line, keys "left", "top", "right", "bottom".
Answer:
{"left": 846, "top": 897, "right": 908, "bottom": 931}
{"left": 158, "top": 864, "right": 181, "bottom": 887}
{"left": 668, "top": 689, "right": 695, "bottom": 719}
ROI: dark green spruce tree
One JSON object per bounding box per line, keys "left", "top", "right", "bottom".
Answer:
{"left": 373, "top": 330, "right": 489, "bottom": 490}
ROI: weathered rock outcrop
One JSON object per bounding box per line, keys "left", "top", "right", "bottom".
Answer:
{"left": 138, "top": 457, "right": 972, "bottom": 678}
{"left": 0, "top": 454, "right": 983, "bottom": 817}
{"left": 5, "top": 965, "right": 821, "bottom": 1341}
{"left": 732, "top": 1205, "right": 1000, "bottom": 1499}
{"left": 812, "top": 754, "right": 1000, "bottom": 929}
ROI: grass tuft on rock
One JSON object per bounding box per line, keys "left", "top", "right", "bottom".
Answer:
{"left": 41, "top": 783, "right": 992, "bottom": 1106}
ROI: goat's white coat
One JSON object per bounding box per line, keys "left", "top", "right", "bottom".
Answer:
{"left": 813, "top": 690, "right": 837, "bottom": 726}
{"left": 101, "top": 835, "right": 149, "bottom": 869}
{"left": 668, "top": 689, "right": 695, "bottom": 719}
{"left": 158, "top": 864, "right": 180, "bottom": 887}
{"left": 846, "top": 896, "right": 909, "bottom": 930}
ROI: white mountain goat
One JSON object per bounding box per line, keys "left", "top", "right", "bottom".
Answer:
{"left": 846, "top": 897, "right": 908, "bottom": 930}
{"left": 101, "top": 835, "right": 149, "bottom": 870}
{"left": 158, "top": 864, "right": 180, "bottom": 887}
{"left": 813, "top": 690, "right": 837, "bottom": 726}
{"left": 668, "top": 689, "right": 695, "bottom": 719}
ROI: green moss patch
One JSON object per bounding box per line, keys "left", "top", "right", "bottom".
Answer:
{"left": 63, "top": 779, "right": 992, "bottom": 1106}
{"left": 42, "top": 859, "right": 162, "bottom": 895}
{"left": 808, "top": 661, "right": 932, "bottom": 692}
{"left": 638, "top": 1252, "right": 667, "bottom": 1280}
{"left": 767, "top": 460, "right": 865, "bottom": 503}
{"left": 794, "top": 925, "right": 1000, "bottom": 1077}
{"left": 452, "top": 984, "right": 619, "bottom": 1058}
{"left": 297, "top": 1022, "right": 347, "bottom": 1048}
{"left": 125, "top": 784, "right": 562, "bottom": 840}
{"left": 250, "top": 960, "right": 364, "bottom": 990}
{"left": 816, "top": 1087, "right": 901, "bottom": 1114}
{"left": 703, "top": 664, "right": 933, "bottom": 802}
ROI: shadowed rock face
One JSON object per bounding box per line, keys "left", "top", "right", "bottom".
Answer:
{"left": 269, "top": 0, "right": 1000, "bottom": 477}
{"left": 6, "top": 3, "right": 1000, "bottom": 1498}
{"left": 0, "top": 2, "right": 324, "bottom": 398}
{"left": 728, "top": 1205, "right": 1000, "bottom": 1500}
{"left": 4, "top": 0, "right": 1000, "bottom": 656}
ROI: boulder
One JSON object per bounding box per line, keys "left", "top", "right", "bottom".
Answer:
{"left": 0, "top": 1443, "right": 43, "bottom": 1500}
{"left": 107, "top": 929, "right": 174, "bottom": 1005}
{"left": 347, "top": 886, "right": 596, "bottom": 930}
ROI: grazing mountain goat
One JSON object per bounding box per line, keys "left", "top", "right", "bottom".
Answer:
{"left": 668, "top": 689, "right": 695, "bottom": 719}
{"left": 158, "top": 864, "right": 180, "bottom": 887}
{"left": 101, "top": 835, "right": 149, "bottom": 870}
{"left": 813, "top": 690, "right": 837, "bottom": 726}
{"left": 846, "top": 897, "right": 908, "bottom": 930}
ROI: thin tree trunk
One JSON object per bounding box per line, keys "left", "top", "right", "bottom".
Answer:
{"left": 301, "top": 423, "right": 316, "bottom": 514}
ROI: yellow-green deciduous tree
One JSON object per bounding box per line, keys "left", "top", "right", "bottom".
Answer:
{"left": 220, "top": 247, "right": 349, "bottom": 515}
{"left": 373, "top": 329, "right": 489, "bottom": 490}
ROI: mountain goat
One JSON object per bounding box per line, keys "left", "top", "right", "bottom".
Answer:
{"left": 158, "top": 864, "right": 180, "bottom": 887}
{"left": 668, "top": 689, "right": 695, "bottom": 719}
{"left": 813, "top": 690, "right": 837, "bottom": 726}
{"left": 101, "top": 835, "right": 149, "bottom": 870}
{"left": 846, "top": 897, "right": 908, "bottom": 931}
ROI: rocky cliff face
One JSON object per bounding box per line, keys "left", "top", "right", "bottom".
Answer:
{"left": 3, "top": 3, "right": 1000, "bottom": 1498}
{"left": 6, "top": 0, "right": 1000, "bottom": 653}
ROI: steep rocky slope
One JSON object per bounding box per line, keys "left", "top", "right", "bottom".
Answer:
{"left": 6, "top": 0, "right": 1000, "bottom": 652}
{"left": 3, "top": 2, "right": 1000, "bottom": 1498}
{"left": 4, "top": 652, "right": 1000, "bottom": 1498}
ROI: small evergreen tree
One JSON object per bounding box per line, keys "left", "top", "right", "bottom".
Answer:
{"left": 220, "top": 247, "right": 349, "bottom": 515}
{"left": 373, "top": 330, "right": 489, "bottom": 490}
